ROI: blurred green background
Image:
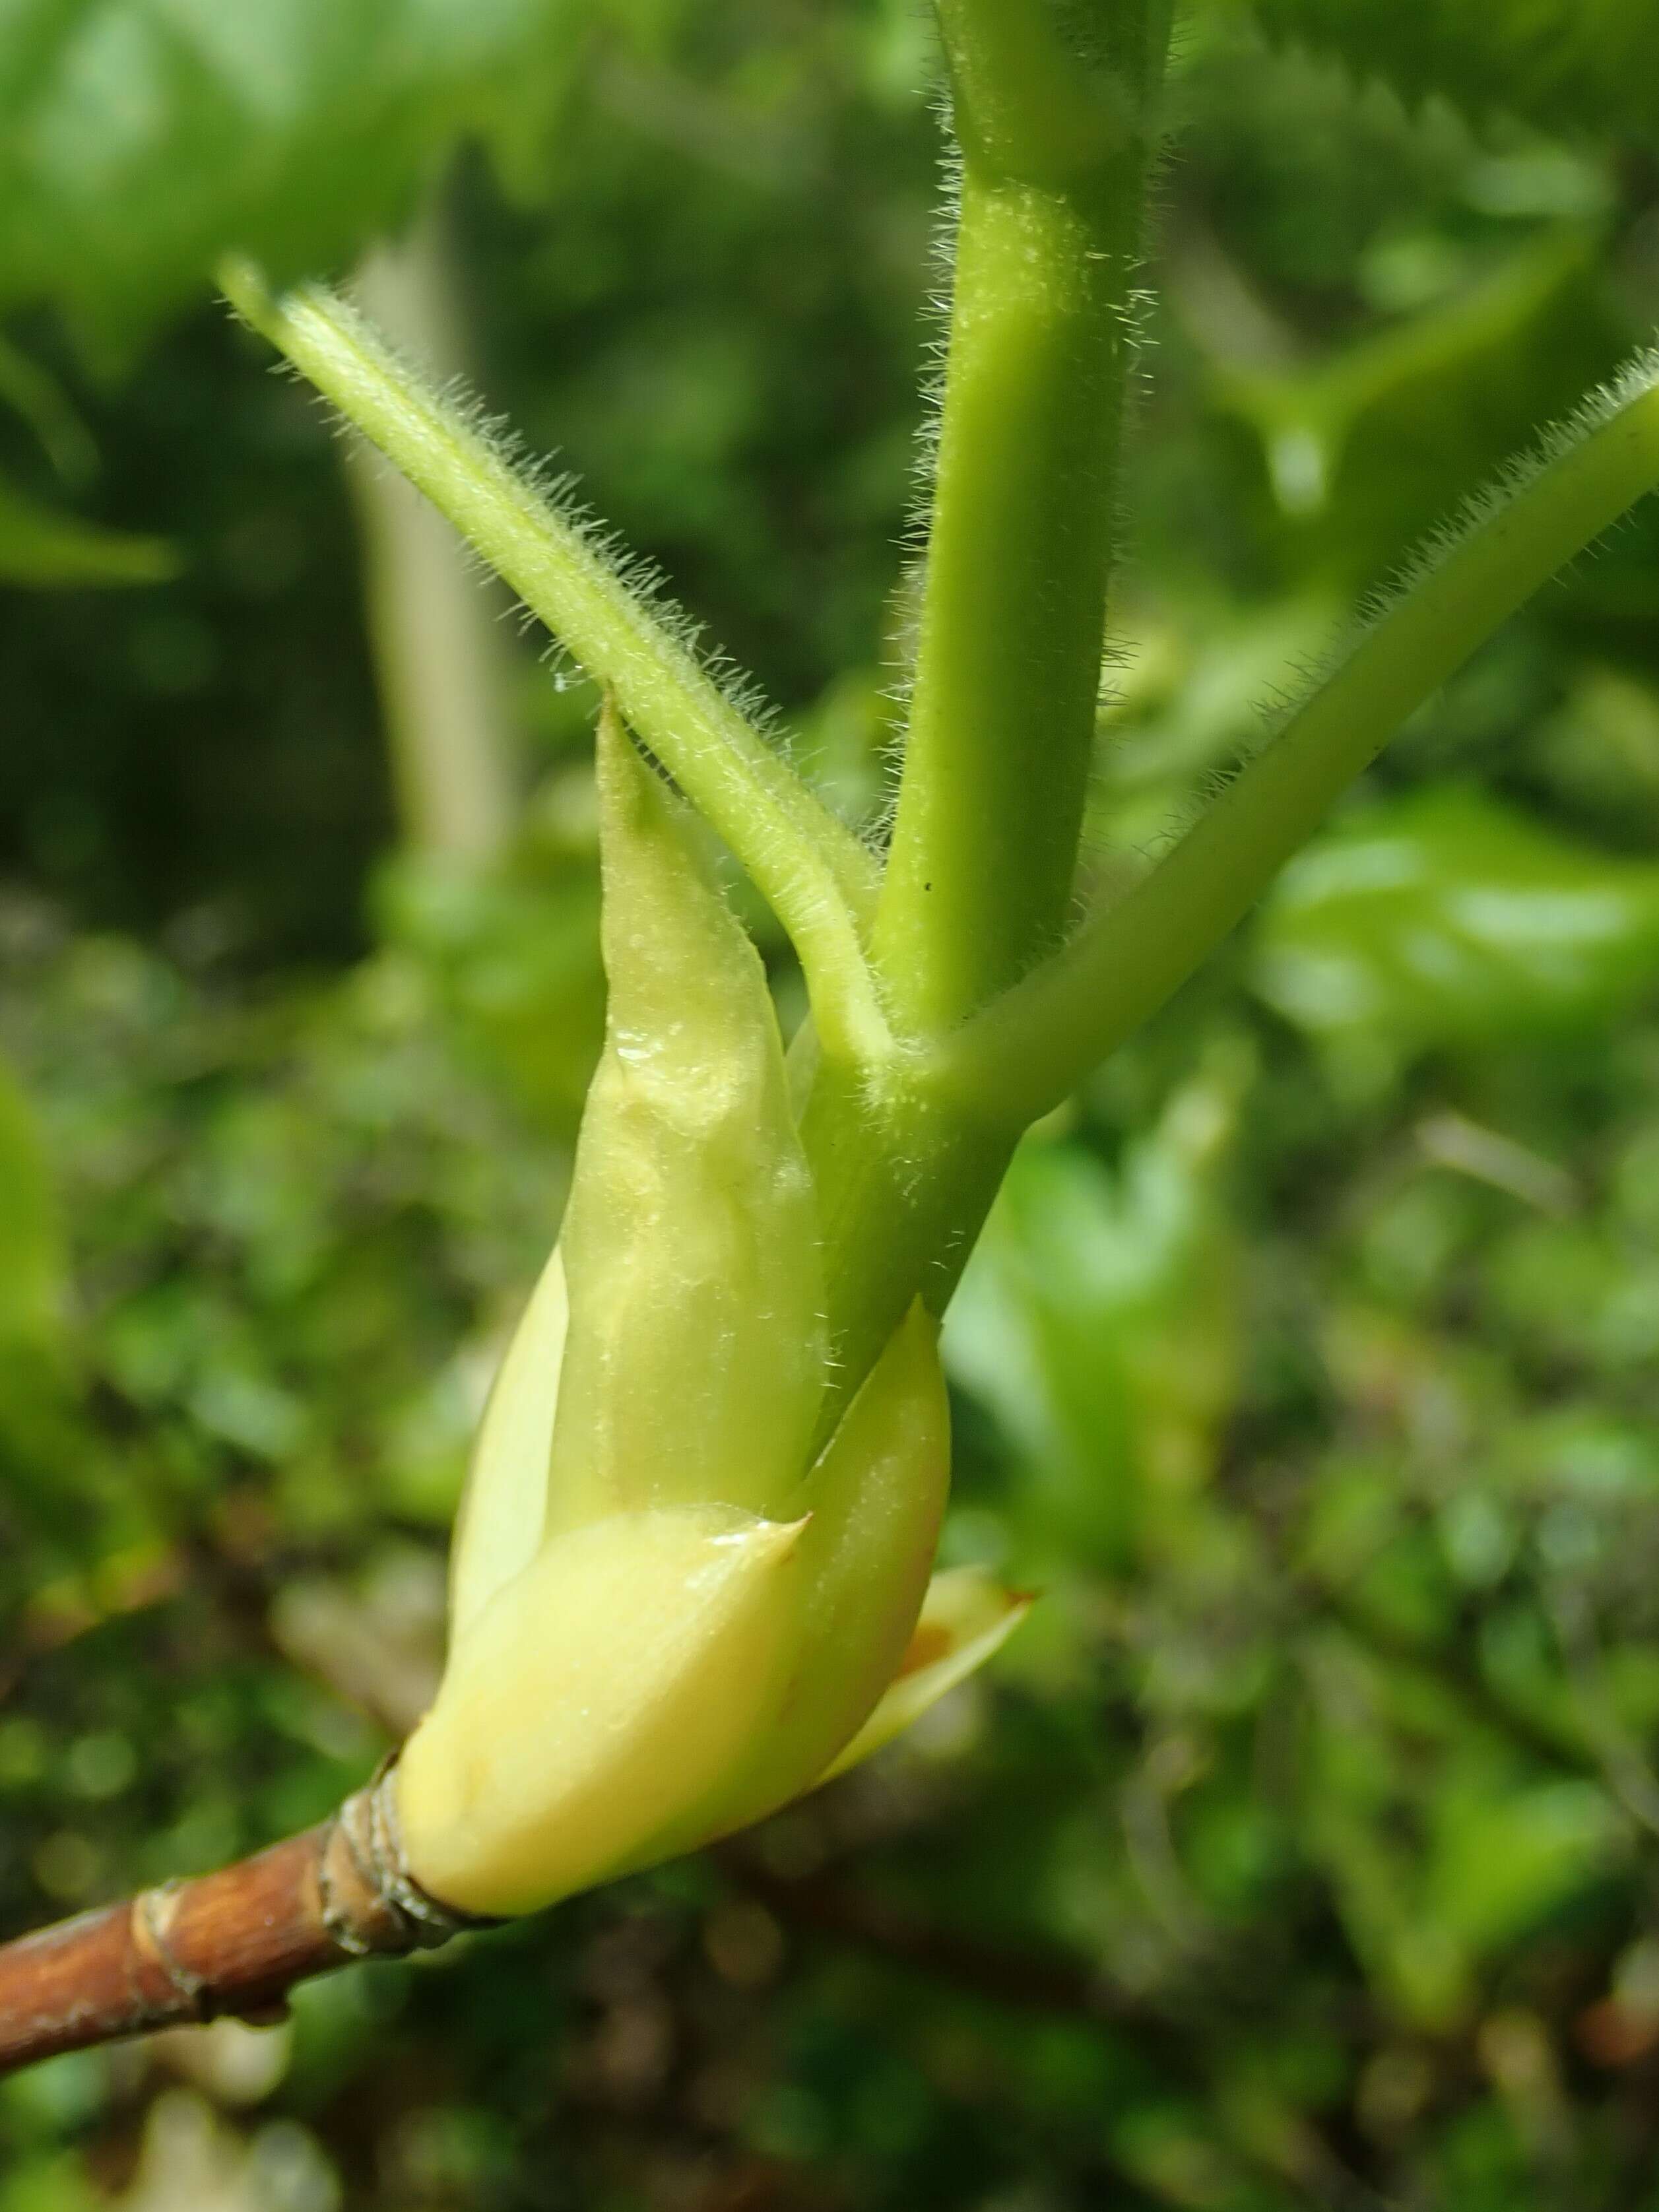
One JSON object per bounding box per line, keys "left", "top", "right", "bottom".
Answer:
{"left": 7, "top": 3, "right": 1659, "bottom": 2206}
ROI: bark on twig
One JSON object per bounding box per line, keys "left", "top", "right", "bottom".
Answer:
{"left": 0, "top": 1765, "right": 483, "bottom": 2075}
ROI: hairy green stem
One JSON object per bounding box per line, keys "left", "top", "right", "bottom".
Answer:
{"left": 938, "top": 352, "right": 1659, "bottom": 1124}
{"left": 219, "top": 257, "right": 888, "bottom": 1068}
{"left": 801, "top": 1069, "right": 1014, "bottom": 1450}
{"left": 803, "top": 0, "right": 1171, "bottom": 1415}
{"left": 872, "top": 0, "right": 1164, "bottom": 1032}
{"left": 872, "top": 176, "right": 1140, "bottom": 1027}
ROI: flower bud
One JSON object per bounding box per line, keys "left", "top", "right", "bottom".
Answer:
{"left": 397, "top": 706, "right": 1025, "bottom": 1917}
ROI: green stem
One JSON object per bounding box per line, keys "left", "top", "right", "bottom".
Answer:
{"left": 938, "top": 350, "right": 1659, "bottom": 1125}
{"left": 802, "top": 0, "right": 1171, "bottom": 1422}
{"left": 872, "top": 0, "right": 1163, "bottom": 1031}
{"left": 800, "top": 1067, "right": 1015, "bottom": 1450}
{"left": 872, "top": 176, "right": 1140, "bottom": 1027}
{"left": 219, "top": 257, "right": 888, "bottom": 1068}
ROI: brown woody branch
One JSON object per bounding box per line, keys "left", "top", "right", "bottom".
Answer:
{"left": 0, "top": 1765, "right": 482, "bottom": 2075}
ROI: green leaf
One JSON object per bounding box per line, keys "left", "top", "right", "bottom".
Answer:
{"left": 0, "top": 474, "right": 177, "bottom": 585}
{"left": 1430, "top": 1776, "right": 1624, "bottom": 1957}
{"left": 0, "top": 0, "right": 579, "bottom": 358}
{"left": 372, "top": 845, "right": 604, "bottom": 1128}
{"left": 1214, "top": 0, "right": 1659, "bottom": 148}
{"left": 1252, "top": 785, "right": 1659, "bottom": 1053}
{"left": 0, "top": 1056, "right": 64, "bottom": 1350}
{"left": 1212, "top": 230, "right": 1621, "bottom": 579}
{"left": 0, "top": 1054, "right": 93, "bottom": 1557}
{"left": 944, "top": 1051, "right": 1243, "bottom": 1572}
{"left": 0, "top": 330, "right": 96, "bottom": 483}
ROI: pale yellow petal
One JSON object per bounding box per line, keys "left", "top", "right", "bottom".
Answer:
{"left": 447, "top": 1246, "right": 568, "bottom": 1646}
{"left": 814, "top": 1567, "right": 1032, "bottom": 1784}
{"left": 399, "top": 1506, "right": 807, "bottom": 1916}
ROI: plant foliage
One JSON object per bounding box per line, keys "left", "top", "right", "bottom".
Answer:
{"left": 1221, "top": 0, "right": 1659, "bottom": 146}
{"left": 8, "top": 4, "right": 1659, "bottom": 2209}
{"left": 0, "top": 0, "right": 577, "bottom": 357}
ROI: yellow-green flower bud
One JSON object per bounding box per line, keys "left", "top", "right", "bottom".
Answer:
{"left": 397, "top": 707, "right": 1025, "bottom": 1918}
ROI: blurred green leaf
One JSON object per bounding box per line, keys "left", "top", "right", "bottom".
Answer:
{"left": 372, "top": 835, "right": 604, "bottom": 1128}
{"left": 0, "top": 0, "right": 581, "bottom": 357}
{"left": 1215, "top": 0, "right": 1659, "bottom": 148}
{"left": 0, "top": 2149, "right": 100, "bottom": 2212}
{"left": 0, "top": 1053, "right": 120, "bottom": 1575}
{"left": 946, "top": 1051, "right": 1245, "bottom": 1573}
{"left": 1430, "top": 1775, "right": 1624, "bottom": 1957}
{"left": 0, "top": 477, "right": 177, "bottom": 585}
{"left": 0, "top": 333, "right": 96, "bottom": 484}
{"left": 0, "top": 1056, "right": 64, "bottom": 1350}
{"left": 1210, "top": 228, "right": 1621, "bottom": 581}
{"left": 1525, "top": 665, "right": 1659, "bottom": 847}
{"left": 1300, "top": 1456, "right": 1461, "bottom": 1647}
{"left": 1253, "top": 786, "right": 1659, "bottom": 1053}
{"left": 1301, "top": 1628, "right": 1623, "bottom": 2029}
